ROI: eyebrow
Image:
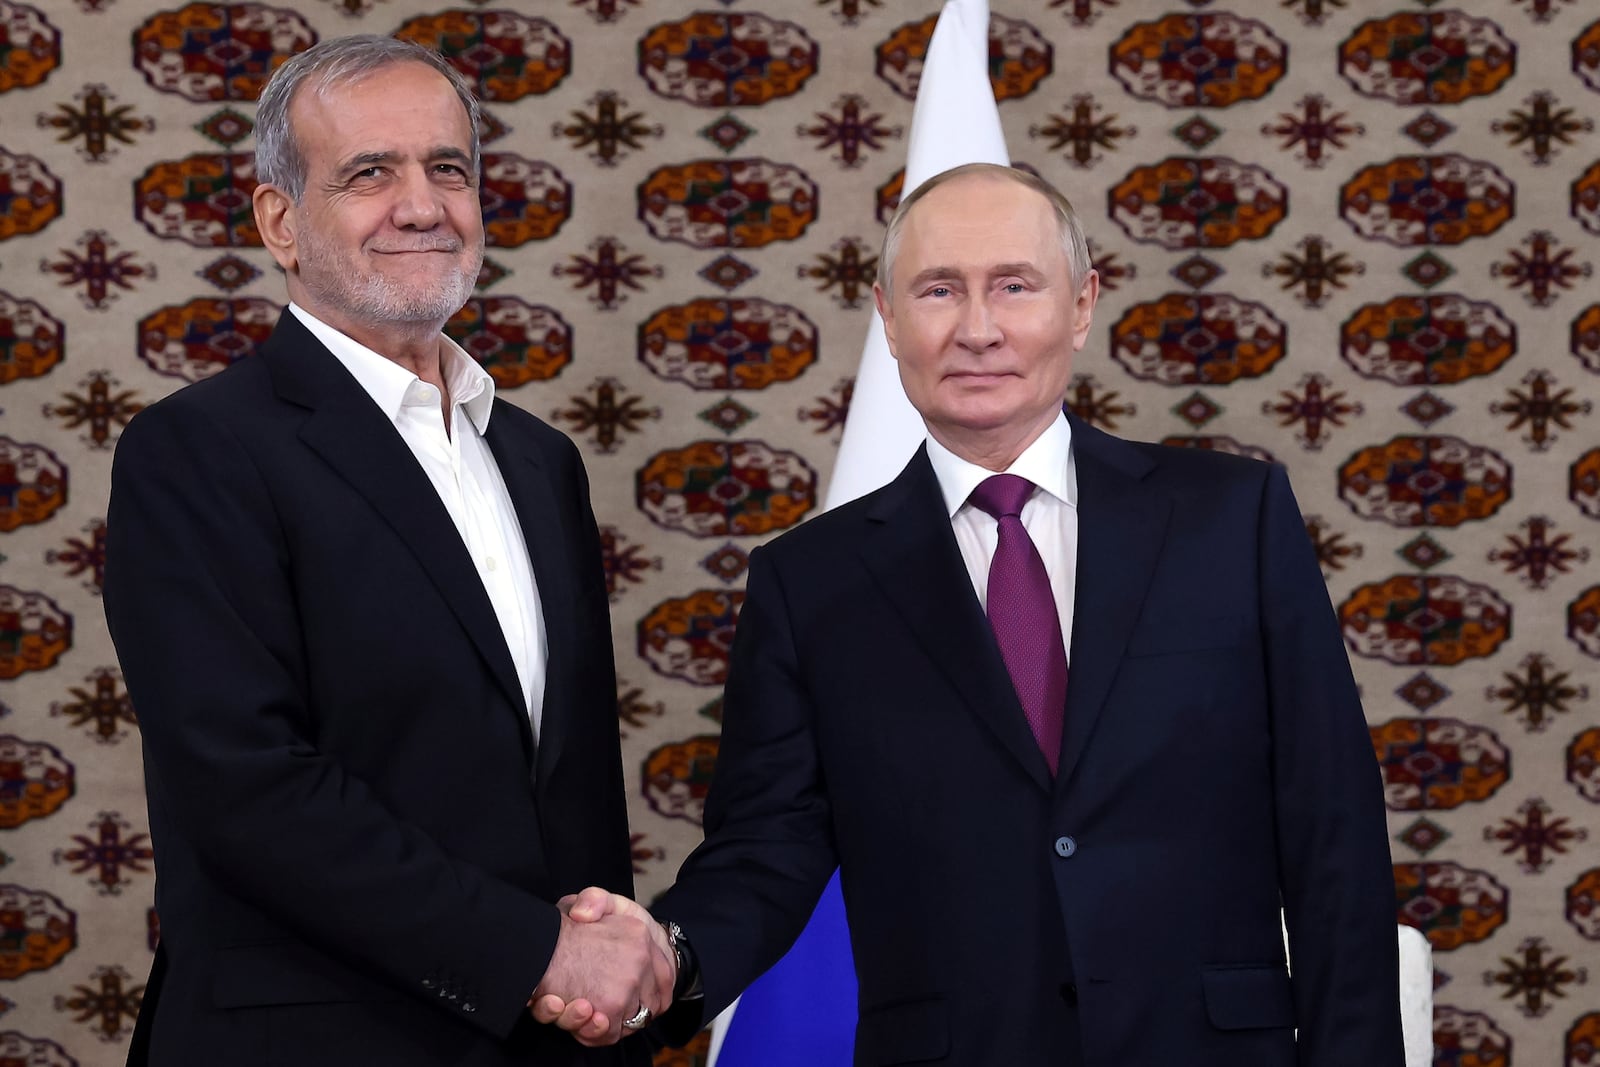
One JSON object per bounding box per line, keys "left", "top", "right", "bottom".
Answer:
{"left": 990, "top": 262, "right": 1046, "bottom": 279}
{"left": 905, "top": 262, "right": 1046, "bottom": 288}
{"left": 336, "top": 146, "right": 472, "bottom": 175}
{"left": 337, "top": 150, "right": 398, "bottom": 175}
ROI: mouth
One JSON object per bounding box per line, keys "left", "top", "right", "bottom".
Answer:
{"left": 372, "top": 244, "right": 463, "bottom": 256}
{"left": 945, "top": 371, "right": 1015, "bottom": 383}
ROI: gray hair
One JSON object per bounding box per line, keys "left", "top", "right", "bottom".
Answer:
{"left": 877, "top": 162, "right": 1092, "bottom": 295}
{"left": 254, "top": 34, "right": 482, "bottom": 203}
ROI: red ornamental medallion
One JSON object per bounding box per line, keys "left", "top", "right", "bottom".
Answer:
{"left": 1338, "top": 435, "right": 1512, "bottom": 527}
{"left": 1340, "top": 11, "right": 1515, "bottom": 106}
{"left": 0, "top": 585, "right": 71, "bottom": 679}
{"left": 0, "top": 882, "right": 77, "bottom": 978}
{"left": 1112, "top": 293, "right": 1286, "bottom": 384}
{"left": 1111, "top": 13, "right": 1287, "bottom": 109}
{"left": 447, "top": 297, "right": 570, "bottom": 388}
{"left": 0, "top": 292, "right": 65, "bottom": 384}
{"left": 641, "top": 735, "right": 719, "bottom": 823}
{"left": 639, "top": 12, "right": 816, "bottom": 107}
{"left": 397, "top": 10, "right": 569, "bottom": 101}
{"left": 1369, "top": 717, "right": 1510, "bottom": 811}
{"left": 135, "top": 152, "right": 260, "bottom": 247}
{"left": 1340, "top": 155, "right": 1513, "bottom": 247}
{"left": 1341, "top": 294, "right": 1516, "bottom": 385}
{"left": 637, "top": 590, "right": 743, "bottom": 686}
{"left": 637, "top": 441, "right": 816, "bottom": 538}
{"left": 138, "top": 297, "right": 278, "bottom": 382}
{"left": 639, "top": 159, "right": 817, "bottom": 248}
{"left": 1393, "top": 861, "right": 1507, "bottom": 950}
{"left": 133, "top": 3, "right": 315, "bottom": 102}
{"left": 1110, "top": 157, "right": 1287, "bottom": 249}
{"left": 638, "top": 298, "right": 817, "bottom": 390}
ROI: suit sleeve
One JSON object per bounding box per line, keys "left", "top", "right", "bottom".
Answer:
{"left": 103, "top": 401, "right": 558, "bottom": 1037}
{"left": 1257, "top": 464, "right": 1404, "bottom": 1067}
{"left": 654, "top": 545, "right": 841, "bottom": 1040}
{"left": 541, "top": 428, "right": 637, "bottom": 900}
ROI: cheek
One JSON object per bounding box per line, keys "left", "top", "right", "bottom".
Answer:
{"left": 1022, "top": 336, "right": 1077, "bottom": 393}
{"left": 449, "top": 196, "right": 486, "bottom": 238}
{"left": 885, "top": 323, "right": 924, "bottom": 363}
{"left": 901, "top": 318, "right": 955, "bottom": 360}
{"left": 319, "top": 212, "right": 378, "bottom": 253}
{"left": 894, "top": 354, "right": 936, "bottom": 399}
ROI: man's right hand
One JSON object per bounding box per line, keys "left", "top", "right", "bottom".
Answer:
{"left": 529, "top": 891, "right": 675, "bottom": 1045}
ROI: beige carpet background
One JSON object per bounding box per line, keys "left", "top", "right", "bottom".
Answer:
{"left": 2, "top": 1, "right": 1599, "bottom": 1063}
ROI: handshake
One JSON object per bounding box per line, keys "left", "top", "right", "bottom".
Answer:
{"left": 528, "top": 887, "right": 680, "bottom": 1046}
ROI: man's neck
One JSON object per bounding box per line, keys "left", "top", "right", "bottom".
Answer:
{"left": 291, "top": 300, "right": 455, "bottom": 432}
{"left": 344, "top": 323, "right": 445, "bottom": 383}
{"left": 927, "top": 412, "right": 1059, "bottom": 473}
{"left": 290, "top": 295, "right": 446, "bottom": 379}
{"left": 346, "top": 321, "right": 452, "bottom": 433}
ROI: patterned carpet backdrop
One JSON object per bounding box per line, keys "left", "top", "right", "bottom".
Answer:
{"left": 2, "top": 0, "right": 1600, "bottom": 1063}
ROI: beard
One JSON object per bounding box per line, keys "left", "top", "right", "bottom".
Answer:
{"left": 295, "top": 225, "right": 483, "bottom": 326}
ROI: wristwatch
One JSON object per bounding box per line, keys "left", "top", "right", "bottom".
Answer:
{"left": 661, "top": 920, "right": 704, "bottom": 1001}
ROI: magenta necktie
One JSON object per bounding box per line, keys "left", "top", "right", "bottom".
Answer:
{"left": 969, "top": 474, "right": 1068, "bottom": 776}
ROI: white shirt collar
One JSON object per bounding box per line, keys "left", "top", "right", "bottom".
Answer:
{"left": 288, "top": 302, "right": 496, "bottom": 435}
{"left": 925, "top": 413, "right": 1076, "bottom": 519}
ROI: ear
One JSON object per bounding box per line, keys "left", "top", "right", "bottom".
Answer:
{"left": 1069, "top": 269, "right": 1100, "bottom": 353}
{"left": 253, "top": 183, "right": 299, "bottom": 273}
{"left": 873, "top": 281, "right": 900, "bottom": 360}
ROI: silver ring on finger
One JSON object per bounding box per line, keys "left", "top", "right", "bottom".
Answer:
{"left": 622, "top": 1005, "right": 652, "bottom": 1030}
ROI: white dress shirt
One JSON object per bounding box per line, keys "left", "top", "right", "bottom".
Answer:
{"left": 924, "top": 413, "right": 1078, "bottom": 662}
{"left": 289, "top": 303, "right": 549, "bottom": 740}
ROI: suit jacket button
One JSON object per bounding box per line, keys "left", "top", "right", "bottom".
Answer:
{"left": 1054, "top": 835, "right": 1077, "bottom": 858}
{"left": 1060, "top": 982, "right": 1078, "bottom": 1005}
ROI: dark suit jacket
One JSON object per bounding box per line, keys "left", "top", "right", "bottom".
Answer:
{"left": 103, "top": 311, "right": 646, "bottom": 1067}
{"left": 657, "top": 416, "right": 1402, "bottom": 1066}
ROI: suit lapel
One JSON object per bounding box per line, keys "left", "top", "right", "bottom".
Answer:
{"left": 1058, "top": 417, "right": 1171, "bottom": 788}
{"left": 481, "top": 410, "right": 577, "bottom": 783}
{"left": 860, "top": 448, "right": 1053, "bottom": 792}
{"left": 261, "top": 313, "right": 531, "bottom": 757}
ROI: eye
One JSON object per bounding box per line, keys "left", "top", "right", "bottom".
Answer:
{"left": 925, "top": 285, "right": 952, "bottom": 298}
{"left": 1002, "top": 282, "right": 1027, "bottom": 294}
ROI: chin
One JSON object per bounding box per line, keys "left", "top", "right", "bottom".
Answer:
{"left": 941, "top": 396, "right": 1023, "bottom": 428}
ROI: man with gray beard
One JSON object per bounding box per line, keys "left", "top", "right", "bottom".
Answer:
{"left": 103, "top": 35, "right": 671, "bottom": 1066}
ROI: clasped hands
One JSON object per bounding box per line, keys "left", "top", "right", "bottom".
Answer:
{"left": 529, "top": 887, "right": 675, "bottom": 1046}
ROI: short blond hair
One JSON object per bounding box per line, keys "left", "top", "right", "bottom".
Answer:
{"left": 877, "top": 163, "right": 1092, "bottom": 294}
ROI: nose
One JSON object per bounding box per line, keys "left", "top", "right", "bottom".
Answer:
{"left": 954, "top": 292, "right": 1002, "bottom": 351}
{"left": 390, "top": 166, "right": 446, "bottom": 230}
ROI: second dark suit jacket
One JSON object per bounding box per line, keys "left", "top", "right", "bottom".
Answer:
{"left": 103, "top": 311, "right": 647, "bottom": 1066}
{"left": 658, "top": 416, "right": 1402, "bottom": 1067}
